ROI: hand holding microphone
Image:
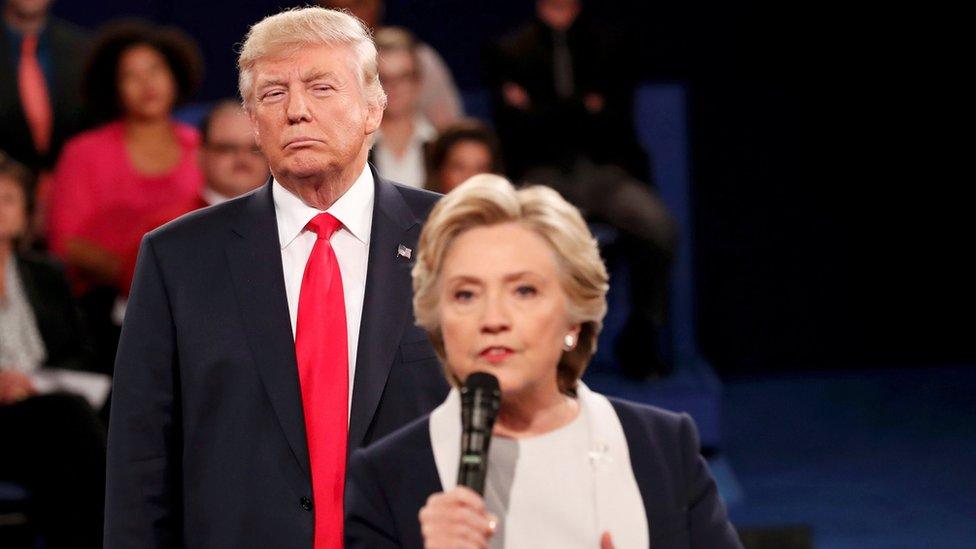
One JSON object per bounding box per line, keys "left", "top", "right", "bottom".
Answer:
{"left": 418, "top": 486, "right": 497, "bottom": 549}
{"left": 419, "top": 373, "right": 501, "bottom": 548}
{"left": 418, "top": 375, "right": 625, "bottom": 548}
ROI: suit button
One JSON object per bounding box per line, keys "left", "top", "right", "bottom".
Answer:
{"left": 300, "top": 496, "right": 313, "bottom": 511}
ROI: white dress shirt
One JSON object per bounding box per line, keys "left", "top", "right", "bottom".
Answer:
{"left": 373, "top": 115, "right": 437, "bottom": 188}
{"left": 273, "top": 166, "right": 374, "bottom": 413}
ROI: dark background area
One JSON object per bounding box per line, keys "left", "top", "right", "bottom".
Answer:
{"left": 50, "top": 0, "right": 972, "bottom": 374}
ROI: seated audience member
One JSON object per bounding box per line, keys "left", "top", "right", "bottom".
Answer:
{"left": 346, "top": 175, "right": 741, "bottom": 548}
{"left": 45, "top": 20, "right": 204, "bottom": 372}
{"left": 196, "top": 99, "right": 270, "bottom": 206}
{"left": 0, "top": 151, "right": 106, "bottom": 549}
{"left": 1, "top": 0, "right": 92, "bottom": 241}
{"left": 371, "top": 27, "right": 436, "bottom": 188}
{"left": 489, "top": 0, "right": 676, "bottom": 377}
{"left": 487, "top": 0, "right": 648, "bottom": 180}
{"left": 113, "top": 99, "right": 271, "bottom": 295}
{"left": 321, "top": 0, "right": 464, "bottom": 129}
{"left": 425, "top": 118, "right": 504, "bottom": 194}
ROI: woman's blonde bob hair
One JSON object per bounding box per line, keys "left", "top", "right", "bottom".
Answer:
{"left": 237, "top": 7, "right": 387, "bottom": 110}
{"left": 412, "top": 174, "right": 609, "bottom": 395}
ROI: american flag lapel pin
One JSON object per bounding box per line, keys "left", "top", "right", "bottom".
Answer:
{"left": 397, "top": 244, "right": 412, "bottom": 260}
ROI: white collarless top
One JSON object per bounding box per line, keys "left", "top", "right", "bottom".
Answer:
{"left": 429, "top": 385, "right": 649, "bottom": 548}
{"left": 272, "top": 165, "right": 374, "bottom": 413}
{"left": 486, "top": 410, "right": 599, "bottom": 548}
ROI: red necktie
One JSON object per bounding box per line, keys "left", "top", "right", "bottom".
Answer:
{"left": 18, "top": 34, "right": 53, "bottom": 155}
{"left": 295, "top": 213, "right": 348, "bottom": 549}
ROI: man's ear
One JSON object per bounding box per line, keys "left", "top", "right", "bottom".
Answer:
{"left": 364, "top": 100, "right": 384, "bottom": 135}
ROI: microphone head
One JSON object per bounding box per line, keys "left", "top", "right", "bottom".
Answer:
{"left": 463, "top": 371, "right": 500, "bottom": 393}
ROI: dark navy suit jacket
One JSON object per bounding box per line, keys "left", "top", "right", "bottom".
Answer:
{"left": 346, "top": 398, "right": 742, "bottom": 549}
{"left": 105, "top": 171, "right": 449, "bottom": 548}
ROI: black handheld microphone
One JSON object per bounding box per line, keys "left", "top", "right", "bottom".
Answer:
{"left": 457, "top": 372, "right": 501, "bottom": 495}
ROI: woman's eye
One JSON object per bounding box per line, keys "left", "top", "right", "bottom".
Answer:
{"left": 515, "top": 285, "right": 537, "bottom": 297}
{"left": 453, "top": 290, "right": 474, "bottom": 302}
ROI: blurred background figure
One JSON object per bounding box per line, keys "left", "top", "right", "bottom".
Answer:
{"left": 371, "top": 27, "right": 436, "bottom": 188}
{"left": 196, "top": 99, "right": 269, "bottom": 206}
{"left": 0, "top": 0, "right": 91, "bottom": 239}
{"left": 320, "top": 0, "right": 463, "bottom": 130}
{"left": 45, "top": 19, "right": 203, "bottom": 373}
{"left": 0, "top": 151, "right": 106, "bottom": 549}
{"left": 487, "top": 0, "right": 648, "bottom": 181}
{"left": 107, "top": 99, "right": 271, "bottom": 302}
{"left": 425, "top": 118, "right": 504, "bottom": 194}
{"left": 488, "top": 0, "right": 676, "bottom": 378}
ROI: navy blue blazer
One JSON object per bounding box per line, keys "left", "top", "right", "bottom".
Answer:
{"left": 105, "top": 171, "right": 450, "bottom": 548}
{"left": 346, "top": 398, "right": 742, "bottom": 549}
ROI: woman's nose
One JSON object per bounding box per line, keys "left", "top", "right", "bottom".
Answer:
{"left": 479, "top": 293, "right": 511, "bottom": 333}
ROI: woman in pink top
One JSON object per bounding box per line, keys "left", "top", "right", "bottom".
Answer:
{"left": 47, "top": 21, "right": 204, "bottom": 298}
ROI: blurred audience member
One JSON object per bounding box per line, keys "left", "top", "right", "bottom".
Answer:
{"left": 487, "top": 0, "right": 648, "bottom": 180}
{"left": 0, "top": 151, "right": 106, "bottom": 549}
{"left": 321, "top": 0, "right": 463, "bottom": 129}
{"left": 1, "top": 0, "right": 91, "bottom": 238}
{"left": 0, "top": 152, "right": 95, "bottom": 385}
{"left": 425, "top": 118, "right": 503, "bottom": 193}
{"left": 371, "top": 26, "right": 436, "bottom": 188}
{"left": 45, "top": 20, "right": 203, "bottom": 372}
{"left": 196, "top": 99, "right": 269, "bottom": 206}
{"left": 488, "top": 0, "right": 676, "bottom": 377}
{"left": 0, "top": 0, "right": 90, "bottom": 171}
{"left": 112, "top": 100, "right": 270, "bottom": 299}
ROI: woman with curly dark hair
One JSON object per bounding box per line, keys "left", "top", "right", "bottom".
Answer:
{"left": 425, "top": 118, "right": 505, "bottom": 194}
{"left": 44, "top": 20, "right": 204, "bottom": 370}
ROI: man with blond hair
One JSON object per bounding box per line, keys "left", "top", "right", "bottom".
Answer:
{"left": 105, "top": 7, "right": 448, "bottom": 548}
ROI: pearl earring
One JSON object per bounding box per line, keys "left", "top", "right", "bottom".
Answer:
{"left": 563, "top": 333, "right": 576, "bottom": 351}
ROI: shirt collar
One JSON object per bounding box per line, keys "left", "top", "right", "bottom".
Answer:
{"left": 4, "top": 20, "right": 50, "bottom": 44}
{"left": 272, "top": 164, "right": 374, "bottom": 249}
{"left": 201, "top": 187, "right": 231, "bottom": 206}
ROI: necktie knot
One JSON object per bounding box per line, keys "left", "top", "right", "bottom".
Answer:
{"left": 306, "top": 213, "right": 341, "bottom": 240}
{"left": 21, "top": 34, "right": 38, "bottom": 56}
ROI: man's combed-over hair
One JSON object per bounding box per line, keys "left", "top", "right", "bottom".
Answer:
{"left": 412, "top": 174, "right": 610, "bottom": 395}
{"left": 237, "top": 6, "right": 387, "bottom": 110}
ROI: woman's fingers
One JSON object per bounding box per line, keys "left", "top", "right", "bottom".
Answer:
{"left": 420, "top": 488, "right": 495, "bottom": 549}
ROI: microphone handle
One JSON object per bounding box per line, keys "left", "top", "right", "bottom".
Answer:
{"left": 458, "top": 426, "right": 491, "bottom": 494}
{"left": 458, "top": 381, "right": 500, "bottom": 495}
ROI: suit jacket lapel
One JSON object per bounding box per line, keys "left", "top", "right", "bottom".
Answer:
{"left": 348, "top": 169, "right": 419, "bottom": 448}
{"left": 224, "top": 182, "right": 310, "bottom": 480}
